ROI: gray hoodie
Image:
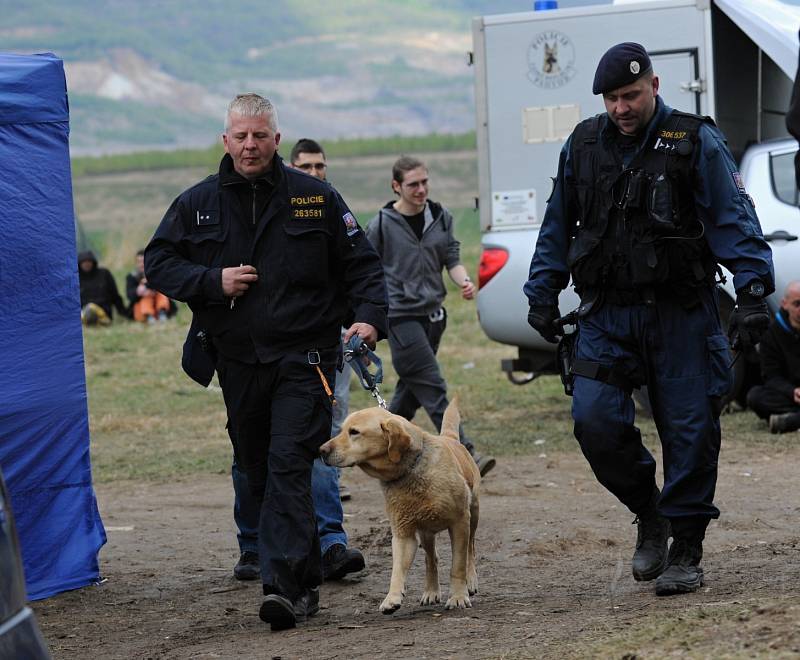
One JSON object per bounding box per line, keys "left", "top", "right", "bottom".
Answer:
{"left": 366, "top": 200, "right": 460, "bottom": 318}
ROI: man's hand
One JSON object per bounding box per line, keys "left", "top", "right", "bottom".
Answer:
{"left": 729, "top": 292, "right": 770, "bottom": 351}
{"left": 222, "top": 265, "right": 258, "bottom": 298}
{"left": 460, "top": 278, "right": 477, "bottom": 300}
{"left": 344, "top": 322, "right": 378, "bottom": 349}
{"left": 527, "top": 304, "right": 562, "bottom": 344}
{"left": 793, "top": 387, "right": 800, "bottom": 405}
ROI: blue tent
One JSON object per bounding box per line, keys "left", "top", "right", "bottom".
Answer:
{"left": 0, "top": 52, "right": 106, "bottom": 600}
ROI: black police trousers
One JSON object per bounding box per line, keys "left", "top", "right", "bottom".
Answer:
{"left": 216, "top": 347, "right": 336, "bottom": 601}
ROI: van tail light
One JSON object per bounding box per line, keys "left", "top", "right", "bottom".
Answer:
{"left": 478, "top": 247, "right": 509, "bottom": 288}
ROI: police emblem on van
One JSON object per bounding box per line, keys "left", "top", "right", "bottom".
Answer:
{"left": 527, "top": 31, "right": 576, "bottom": 89}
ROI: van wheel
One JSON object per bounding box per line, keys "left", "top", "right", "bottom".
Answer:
{"left": 633, "top": 290, "right": 748, "bottom": 417}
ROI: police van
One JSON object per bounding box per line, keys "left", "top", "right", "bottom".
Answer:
{"left": 471, "top": 0, "right": 800, "bottom": 403}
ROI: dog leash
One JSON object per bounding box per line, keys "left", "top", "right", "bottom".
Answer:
{"left": 344, "top": 335, "right": 387, "bottom": 409}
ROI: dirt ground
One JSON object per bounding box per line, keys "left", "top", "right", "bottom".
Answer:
{"left": 33, "top": 443, "right": 800, "bottom": 659}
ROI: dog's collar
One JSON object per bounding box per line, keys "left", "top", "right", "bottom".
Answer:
{"left": 382, "top": 450, "right": 423, "bottom": 486}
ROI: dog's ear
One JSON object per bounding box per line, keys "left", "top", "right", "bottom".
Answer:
{"left": 381, "top": 418, "right": 411, "bottom": 463}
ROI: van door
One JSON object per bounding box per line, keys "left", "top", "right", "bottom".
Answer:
{"left": 651, "top": 49, "right": 702, "bottom": 114}
{"left": 757, "top": 144, "right": 800, "bottom": 305}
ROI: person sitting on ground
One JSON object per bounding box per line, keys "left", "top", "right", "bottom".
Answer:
{"left": 746, "top": 280, "right": 800, "bottom": 433}
{"left": 78, "top": 250, "right": 127, "bottom": 326}
{"left": 126, "top": 249, "right": 175, "bottom": 323}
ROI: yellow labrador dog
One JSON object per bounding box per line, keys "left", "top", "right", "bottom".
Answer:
{"left": 319, "top": 399, "right": 480, "bottom": 613}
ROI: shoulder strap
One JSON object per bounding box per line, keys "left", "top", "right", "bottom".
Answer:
{"left": 572, "top": 114, "right": 603, "bottom": 146}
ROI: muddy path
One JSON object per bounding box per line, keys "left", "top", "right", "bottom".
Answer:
{"left": 33, "top": 444, "right": 800, "bottom": 659}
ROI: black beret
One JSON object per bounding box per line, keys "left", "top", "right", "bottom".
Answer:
{"left": 592, "top": 42, "right": 652, "bottom": 95}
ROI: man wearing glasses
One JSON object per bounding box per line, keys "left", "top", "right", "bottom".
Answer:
{"left": 290, "top": 138, "right": 329, "bottom": 179}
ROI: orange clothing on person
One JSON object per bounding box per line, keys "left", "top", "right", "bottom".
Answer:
{"left": 132, "top": 290, "right": 171, "bottom": 322}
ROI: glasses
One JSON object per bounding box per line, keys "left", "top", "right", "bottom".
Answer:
{"left": 296, "top": 162, "right": 327, "bottom": 171}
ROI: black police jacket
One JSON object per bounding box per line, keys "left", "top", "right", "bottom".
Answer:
{"left": 145, "top": 153, "right": 387, "bottom": 375}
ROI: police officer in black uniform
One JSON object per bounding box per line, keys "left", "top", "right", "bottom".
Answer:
{"left": 524, "top": 44, "right": 774, "bottom": 596}
{"left": 145, "top": 93, "right": 387, "bottom": 630}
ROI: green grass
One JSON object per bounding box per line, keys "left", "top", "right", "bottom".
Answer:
{"left": 70, "top": 132, "right": 476, "bottom": 177}
{"left": 82, "top": 203, "right": 576, "bottom": 484}
{"left": 82, "top": 199, "right": 791, "bottom": 484}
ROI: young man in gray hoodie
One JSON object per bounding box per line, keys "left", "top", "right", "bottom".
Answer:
{"left": 366, "top": 155, "right": 495, "bottom": 476}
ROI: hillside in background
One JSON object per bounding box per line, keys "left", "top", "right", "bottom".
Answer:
{"left": 2, "top": 0, "right": 535, "bottom": 154}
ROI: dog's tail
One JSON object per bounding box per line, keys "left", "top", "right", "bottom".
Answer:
{"left": 440, "top": 396, "right": 461, "bottom": 442}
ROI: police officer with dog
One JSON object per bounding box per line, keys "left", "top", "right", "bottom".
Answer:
{"left": 145, "top": 93, "right": 387, "bottom": 630}
{"left": 524, "top": 43, "right": 774, "bottom": 595}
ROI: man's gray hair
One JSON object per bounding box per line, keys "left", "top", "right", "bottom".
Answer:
{"left": 224, "top": 93, "right": 278, "bottom": 132}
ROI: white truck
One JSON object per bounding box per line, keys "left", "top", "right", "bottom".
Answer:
{"left": 471, "top": 0, "right": 800, "bottom": 403}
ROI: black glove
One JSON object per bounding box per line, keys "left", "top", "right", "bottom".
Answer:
{"left": 527, "top": 304, "right": 562, "bottom": 344}
{"left": 729, "top": 292, "right": 770, "bottom": 351}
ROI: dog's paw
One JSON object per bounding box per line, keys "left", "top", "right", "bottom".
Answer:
{"left": 445, "top": 593, "right": 472, "bottom": 610}
{"left": 380, "top": 593, "right": 403, "bottom": 614}
{"left": 467, "top": 574, "right": 479, "bottom": 596}
{"left": 419, "top": 590, "right": 441, "bottom": 606}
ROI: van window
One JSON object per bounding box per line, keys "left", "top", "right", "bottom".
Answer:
{"left": 770, "top": 151, "right": 799, "bottom": 207}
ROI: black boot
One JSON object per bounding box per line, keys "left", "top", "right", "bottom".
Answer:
{"left": 233, "top": 551, "right": 260, "bottom": 581}
{"left": 259, "top": 587, "right": 320, "bottom": 631}
{"left": 472, "top": 452, "right": 497, "bottom": 477}
{"left": 655, "top": 536, "right": 704, "bottom": 596}
{"left": 294, "top": 587, "right": 320, "bottom": 622}
{"left": 769, "top": 411, "right": 800, "bottom": 434}
{"left": 259, "top": 593, "right": 296, "bottom": 631}
{"left": 322, "top": 543, "right": 365, "bottom": 581}
{"left": 631, "top": 489, "right": 669, "bottom": 581}
{"left": 632, "top": 511, "right": 671, "bottom": 581}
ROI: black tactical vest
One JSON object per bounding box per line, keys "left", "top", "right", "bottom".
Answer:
{"left": 565, "top": 110, "right": 718, "bottom": 305}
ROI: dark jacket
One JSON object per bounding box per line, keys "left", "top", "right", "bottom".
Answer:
{"left": 145, "top": 153, "right": 387, "bottom": 370}
{"left": 78, "top": 250, "right": 127, "bottom": 319}
{"left": 758, "top": 309, "right": 800, "bottom": 397}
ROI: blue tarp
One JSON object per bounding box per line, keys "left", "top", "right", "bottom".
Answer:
{"left": 0, "top": 52, "right": 106, "bottom": 600}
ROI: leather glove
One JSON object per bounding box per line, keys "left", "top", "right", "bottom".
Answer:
{"left": 527, "top": 304, "right": 562, "bottom": 344}
{"left": 729, "top": 292, "right": 770, "bottom": 351}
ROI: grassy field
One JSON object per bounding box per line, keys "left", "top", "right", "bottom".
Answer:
{"left": 83, "top": 202, "right": 582, "bottom": 484}
{"left": 78, "top": 154, "right": 787, "bottom": 485}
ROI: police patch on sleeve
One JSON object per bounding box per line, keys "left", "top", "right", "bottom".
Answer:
{"left": 732, "top": 172, "right": 747, "bottom": 194}
{"left": 342, "top": 211, "right": 359, "bottom": 236}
